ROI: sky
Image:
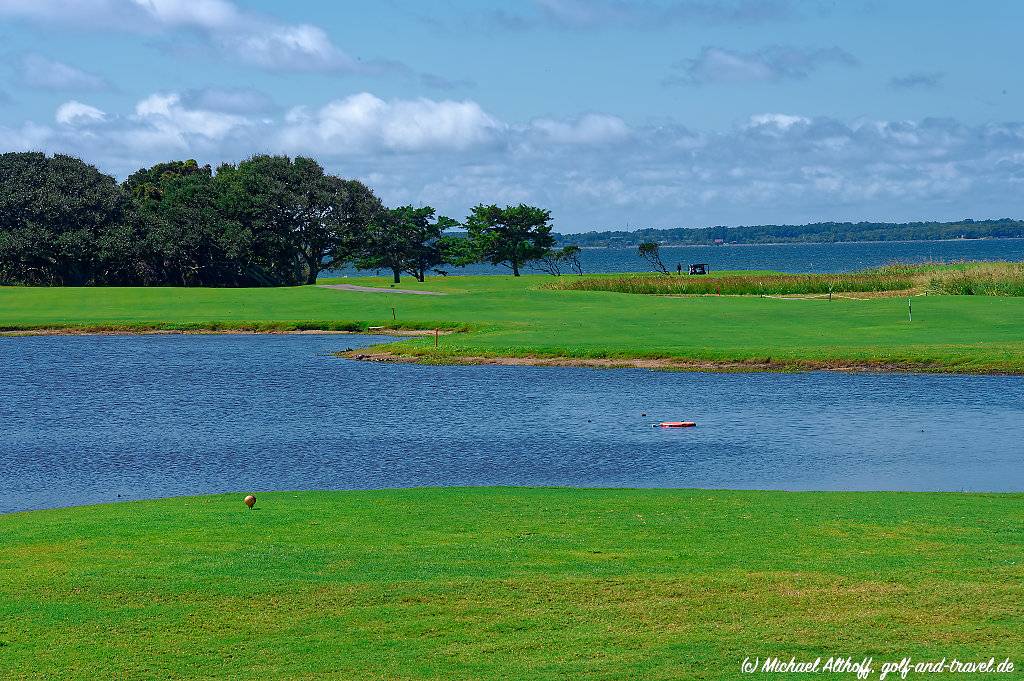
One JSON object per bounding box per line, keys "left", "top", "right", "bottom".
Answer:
{"left": 0, "top": 0, "right": 1022, "bottom": 232}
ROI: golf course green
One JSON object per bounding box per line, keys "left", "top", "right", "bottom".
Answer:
{"left": 1, "top": 488, "right": 1020, "bottom": 679}
{"left": 2, "top": 271, "right": 1024, "bottom": 372}
{"left": 3, "top": 270, "right": 1024, "bottom": 677}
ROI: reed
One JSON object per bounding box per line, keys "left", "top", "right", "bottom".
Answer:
{"left": 922, "top": 262, "right": 1024, "bottom": 296}
{"left": 546, "top": 261, "right": 1024, "bottom": 297}
{"left": 545, "top": 272, "right": 914, "bottom": 295}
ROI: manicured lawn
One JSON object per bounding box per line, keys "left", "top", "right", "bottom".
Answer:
{"left": 2, "top": 274, "right": 1024, "bottom": 371}
{"left": 0, "top": 488, "right": 1020, "bottom": 679}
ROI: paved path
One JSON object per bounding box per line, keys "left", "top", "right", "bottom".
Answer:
{"left": 319, "top": 284, "right": 446, "bottom": 295}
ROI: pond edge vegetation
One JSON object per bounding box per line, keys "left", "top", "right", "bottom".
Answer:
{"left": 543, "top": 261, "right": 1024, "bottom": 297}
{"left": 337, "top": 347, "right": 1024, "bottom": 375}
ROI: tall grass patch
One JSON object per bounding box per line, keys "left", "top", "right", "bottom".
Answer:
{"left": 923, "top": 262, "right": 1024, "bottom": 296}
{"left": 545, "top": 272, "right": 914, "bottom": 296}
{"left": 547, "top": 261, "right": 1024, "bottom": 297}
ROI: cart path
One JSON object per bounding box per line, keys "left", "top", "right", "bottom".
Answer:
{"left": 319, "top": 284, "right": 446, "bottom": 295}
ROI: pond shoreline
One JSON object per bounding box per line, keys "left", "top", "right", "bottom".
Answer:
{"left": 0, "top": 326, "right": 450, "bottom": 337}
{"left": 340, "top": 348, "right": 1024, "bottom": 375}
{"left": 2, "top": 326, "right": 1021, "bottom": 375}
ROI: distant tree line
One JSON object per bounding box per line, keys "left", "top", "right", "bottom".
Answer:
{"left": 560, "top": 219, "right": 1024, "bottom": 248}
{"left": 0, "top": 152, "right": 568, "bottom": 286}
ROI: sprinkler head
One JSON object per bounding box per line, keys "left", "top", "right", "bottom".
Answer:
{"left": 244, "top": 495, "right": 256, "bottom": 509}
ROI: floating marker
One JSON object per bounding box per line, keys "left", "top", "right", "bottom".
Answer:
{"left": 654, "top": 421, "right": 697, "bottom": 428}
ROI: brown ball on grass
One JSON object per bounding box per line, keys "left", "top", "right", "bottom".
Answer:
{"left": 244, "top": 494, "right": 256, "bottom": 509}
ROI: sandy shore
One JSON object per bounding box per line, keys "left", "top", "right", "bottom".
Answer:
{"left": 338, "top": 349, "right": 996, "bottom": 374}
{"left": 0, "top": 327, "right": 453, "bottom": 337}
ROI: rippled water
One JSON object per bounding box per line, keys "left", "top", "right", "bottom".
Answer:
{"left": 327, "top": 238, "right": 1024, "bottom": 277}
{"left": 2, "top": 334, "right": 1022, "bottom": 513}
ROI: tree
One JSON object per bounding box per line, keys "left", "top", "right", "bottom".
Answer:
{"left": 638, "top": 241, "right": 669, "bottom": 275}
{"left": 0, "top": 152, "right": 129, "bottom": 285}
{"left": 213, "top": 155, "right": 381, "bottom": 285}
{"left": 403, "top": 209, "right": 460, "bottom": 282}
{"left": 531, "top": 245, "right": 584, "bottom": 276}
{"left": 464, "top": 203, "right": 555, "bottom": 276}
{"left": 124, "top": 160, "right": 241, "bottom": 286}
{"left": 562, "top": 245, "right": 583, "bottom": 275}
{"left": 358, "top": 205, "right": 458, "bottom": 283}
{"left": 321, "top": 176, "right": 384, "bottom": 282}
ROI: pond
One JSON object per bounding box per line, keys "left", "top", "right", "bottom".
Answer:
{"left": 327, "top": 238, "right": 1024, "bottom": 276}
{"left": 1, "top": 334, "right": 1022, "bottom": 513}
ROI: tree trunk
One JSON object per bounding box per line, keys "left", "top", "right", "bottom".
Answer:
{"left": 305, "top": 267, "right": 318, "bottom": 285}
{"left": 511, "top": 260, "right": 520, "bottom": 277}
{"left": 392, "top": 267, "right": 401, "bottom": 283}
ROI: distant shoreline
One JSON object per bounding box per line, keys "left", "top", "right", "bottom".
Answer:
{"left": 564, "top": 236, "right": 1024, "bottom": 249}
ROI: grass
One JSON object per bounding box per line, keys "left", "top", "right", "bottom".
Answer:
{"left": 1, "top": 488, "right": 1020, "bottom": 679}
{"left": 544, "top": 272, "right": 914, "bottom": 295}
{"left": 543, "top": 261, "right": 1024, "bottom": 297}
{"left": 3, "top": 267, "right": 1024, "bottom": 372}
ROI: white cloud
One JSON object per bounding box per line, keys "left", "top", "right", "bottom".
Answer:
{"left": 224, "top": 23, "right": 356, "bottom": 72}
{"left": 489, "top": 0, "right": 796, "bottom": 30}
{"left": 0, "top": 0, "right": 358, "bottom": 74}
{"left": 746, "top": 113, "right": 810, "bottom": 130}
{"left": 128, "top": 0, "right": 241, "bottom": 30}
{"left": 20, "top": 54, "right": 110, "bottom": 91}
{"left": 279, "top": 93, "right": 505, "bottom": 154}
{"left": 9, "top": 91, "right": 1024, "bottom": 229}
{"left": 889, "top": 71, "right": 944, "bottom": 90}
{"left": 55, "top": 101, "right": 107, "bottom": 126}
{"left": 179, "top": 87, "right": 276, "bottom": 114}
{"left": 0, "top": 122, "right": 53, "bottom": 151}
{"left": 530, "top": 113, "right": 630, "bottom": 144}
{"left": 665, "top": 45, "right": 857, "bottom": 85}
{"left": 127, "top": 93, "right": 252, "bottom": 150}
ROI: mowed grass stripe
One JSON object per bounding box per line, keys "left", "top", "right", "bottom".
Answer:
{"left": 2, "top": 273, "right": 1024, "bottom": 371}
{"left": 0, "top": 488, "right": 1021, "bottom": 679}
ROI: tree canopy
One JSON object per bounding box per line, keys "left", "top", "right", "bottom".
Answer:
{"left": 0, "top": 152, "right": 130, "bottom": 285}
{"left": 357, "top": 205, "right": 459, "bottom": 283}
{"left": 0, "top": 152, "right": 560, "bottom": 286}
{"left": 464, "top": 203, "right": 555, "bottom": 276}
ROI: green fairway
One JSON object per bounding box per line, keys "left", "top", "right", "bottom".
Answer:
{"left": 1, "top": 489, "right": 1020, "bottom": 679}
{"left": 2, "top": 274, "right": 1024, "bottom": 371}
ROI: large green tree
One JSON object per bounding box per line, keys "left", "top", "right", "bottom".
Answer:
{"left": 124, "top": 160, "right": 248, "bottom": 286}
{"left": 358, "top": 205, "right": 459, "bottom": 283}
{"left": 214, "top": 155, "right": 381, "bottom": 285}
{"left": 463, "top": 204, "right": 555, "bottom": 276}
{"left": 0, "top": 152, "right": 129, "bottom": 285}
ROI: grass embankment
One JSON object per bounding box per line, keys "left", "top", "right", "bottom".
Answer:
{"left": 1, "top": 488, "right": 1020, "bottom": 679}
{"left": 544, "top": 261, "right": 1024, "bottom": 296}
{"left": 3, "top": 267, "right": 1024, "bottom": 372}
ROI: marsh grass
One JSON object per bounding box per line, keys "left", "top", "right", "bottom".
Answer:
{"left": 545, "top": 261, "right": 1024, "bottom": 297}
{"left": 545, "top": 272, "right": 914, "bottom": 295}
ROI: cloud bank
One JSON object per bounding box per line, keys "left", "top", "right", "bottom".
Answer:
{"left": 0, "top": 0, "right": 450, "bottom": 82}
{"left": 486, "top": 0, "right": 796, "bottom": 30}
{"left": 889, "top": 72, "right": 944, "bottom": 90}
{"left": 19, "top": 54, "right": 111, "bottom": 91}
{"left": 0, "top": 0, "right": 354, "bottom": 72}
{"left": 664, "top": 45, "right": 857, "bottom": 85}
{"left": 3, "top": 92, "right": 1022, "bottom": 229}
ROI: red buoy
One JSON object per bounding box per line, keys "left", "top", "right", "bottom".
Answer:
{"left": 656, "top": 421, "right": 696, "bottom": 428}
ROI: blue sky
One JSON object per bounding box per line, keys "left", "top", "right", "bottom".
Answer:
{"left": 1, "top": 0, "right": 1022, "bottom": 231}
